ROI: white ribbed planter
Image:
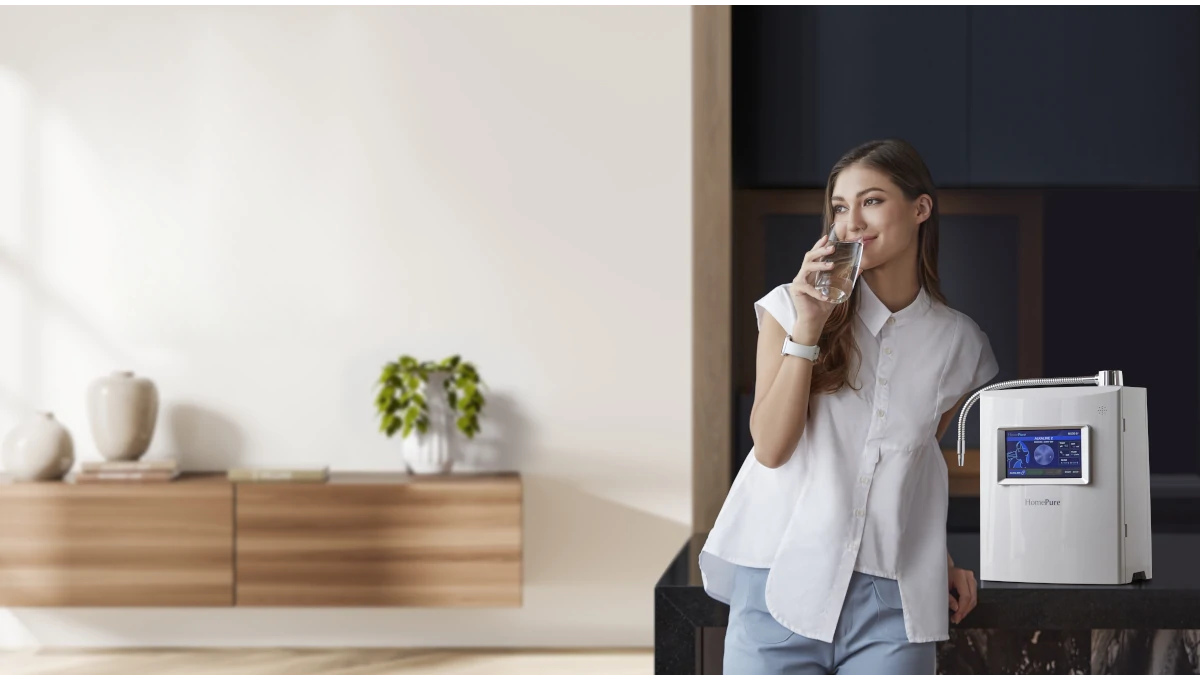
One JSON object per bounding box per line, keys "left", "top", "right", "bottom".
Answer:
{"left": 401, "top": 373, "right": 455, "bottom": 474}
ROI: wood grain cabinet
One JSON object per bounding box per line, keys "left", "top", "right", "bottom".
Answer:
{"left": 0, "top": 473, "right": 233, "bottom": 606}
{"left": 234, "top": 473, "right": 523, "bottom": 607}
{"left": 0, "top": 472, "right": 523, "bottom": 608}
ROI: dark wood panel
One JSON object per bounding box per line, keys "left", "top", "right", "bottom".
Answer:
{"left": 937, "top": 214, "right": 1019, "bottom": 448}
{"left": 692, "top": 5, "right": 733, "bottom": 535}
{"left": 700, "top": 626, "right": 725, "bottom": 674}
{"left": 732, "top": 190, "right": 825, "bottom": 394}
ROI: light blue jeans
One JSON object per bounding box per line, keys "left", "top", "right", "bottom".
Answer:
{"left": 723, "top": 565, "right": 935, "bottom": 674}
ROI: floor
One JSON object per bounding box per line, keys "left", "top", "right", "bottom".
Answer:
{"left": 0, "top": 649, "right": 653, "bottom": 674}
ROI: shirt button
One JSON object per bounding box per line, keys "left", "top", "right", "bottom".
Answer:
{"left": 878, "top": 377, "right": 888, "bottom": 386}
{"left": 887, "top": 317, "right": 895, "bottom": 325}
{"left": 884, "top": 347, "right": 893, "bottom": 355}
{"left": 860, "top": 476, "right": 871, "bottom": 485}
{"left": 876, "top": 409, "right": 885, "bottom": 418}
{"left": 853, "top": 508, "right": 865, "bottom": 517}
{"left": 847, "top": 542, "right": 859, "bottom": 552}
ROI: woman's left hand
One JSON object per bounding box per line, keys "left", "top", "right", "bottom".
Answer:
{"left": 948, "top": 565, "right": 977, "bottom": 624}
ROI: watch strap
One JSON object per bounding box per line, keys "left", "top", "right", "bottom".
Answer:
{"left": 782, "top": 335, "right": 820, "bottom": 361}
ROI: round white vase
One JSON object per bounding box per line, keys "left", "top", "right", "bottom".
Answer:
{"left": 87, "top": 371, "right": 159, "bottom": 461}
{"left": 401, "top": 374, "right": 455, "bottom": 474}
{"left": 1, "top": 412, "right": 75, "bottom": 481}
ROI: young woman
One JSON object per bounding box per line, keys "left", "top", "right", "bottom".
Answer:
{"left": 699, "top": 139, "right": 997, "bottom": 674}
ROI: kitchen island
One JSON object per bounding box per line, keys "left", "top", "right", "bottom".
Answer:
{"left": 658, "top": 508, "right": 1200, "bottom": 674}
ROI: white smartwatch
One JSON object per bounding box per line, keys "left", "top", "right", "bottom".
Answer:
{"left": 782, "top": 335, "right": 820, "bottom": 361}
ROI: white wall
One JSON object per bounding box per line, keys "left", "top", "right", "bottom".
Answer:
{"left": 0, "top": 6, "right": 691, "bottom": 648}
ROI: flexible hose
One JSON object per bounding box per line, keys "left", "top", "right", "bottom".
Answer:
{"left": 955, "top": 374, "right": 1103, "bottom": 467}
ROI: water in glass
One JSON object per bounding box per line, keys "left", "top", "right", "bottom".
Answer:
{"left": 814, "top": 230, "right": 863, "bottom": 304}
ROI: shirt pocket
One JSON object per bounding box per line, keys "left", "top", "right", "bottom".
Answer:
{"left": 880, "top": 438, "right": 919, "bottom": 460}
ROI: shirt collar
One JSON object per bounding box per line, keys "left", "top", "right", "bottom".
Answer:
{"left": 856, "top": 277, "right": 932, "bottom": 337}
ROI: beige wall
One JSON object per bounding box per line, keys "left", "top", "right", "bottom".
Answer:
{"left": 0, "top": 6, "right": 691, "bottom": 647}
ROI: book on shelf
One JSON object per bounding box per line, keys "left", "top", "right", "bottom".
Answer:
{"left": 67, "top": 458, "right": 180, "bottom": 482}
{"left": 68, "top": 468, "right": 180, "bottom": 483}
{"left": 78, "top": 458, "right": 179, "bottom": 473}
{"left": 227, "top": 466, "right": 330, "bottom": 483}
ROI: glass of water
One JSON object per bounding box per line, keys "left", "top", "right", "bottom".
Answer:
{"left": 813, "top": 227, "right": 863, "bottom": 304}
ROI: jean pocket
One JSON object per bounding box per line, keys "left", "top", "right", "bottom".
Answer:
{"left": 870, "top": 576, "right": 903, "bottom": 610}
{"left": 869, "top": 576, "right": 910, "bottom": 642}
{"left": 734, "top": 567, "right": 793, "bottom": 645}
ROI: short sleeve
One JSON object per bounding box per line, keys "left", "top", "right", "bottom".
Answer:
{"left": 937, "top": 315, "right": 1000, "bottom": 416}
{"left": 753, "top": 284, "right": 798, "bottom": 333}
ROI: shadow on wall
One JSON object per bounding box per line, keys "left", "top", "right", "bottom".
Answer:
{"left": 522, "top": 474, "right": 687, "bottom": 586}
{"left": 456, "top": 391, "right": 531, "bottom": 472}
{"left": 165, "top": 403, "right": 246, "bottom": 471}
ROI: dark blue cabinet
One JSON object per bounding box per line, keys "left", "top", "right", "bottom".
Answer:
{"left": 969, "top": 7, "right": 1199, "bottom": 187}
{"left": 734, "top": 6, "right": 1200, "bottom": 189}
{"left": 734, "top": 6, "right": 971, "bottom": 188}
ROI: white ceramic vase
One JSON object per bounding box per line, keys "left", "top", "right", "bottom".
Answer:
{"left": 87, "top": 371, "right": 159, "bottom": 461}
{"left": 402, "top": 374, "right": 455, "bottom": 474}
{"left": 2, "top": 412, "right": 75, "bottom": 481}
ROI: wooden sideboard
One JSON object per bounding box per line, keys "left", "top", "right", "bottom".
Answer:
{"left": 0, "top": 472, "right": 523, "bottom": 608}
{"left": 236, "top": 472, "right": 523, "bottom": 607}
{"left": 0, "top": 473, "right": 232, "bottom": 606}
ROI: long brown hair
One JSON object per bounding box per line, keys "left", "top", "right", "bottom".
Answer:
{"left": 810, "top": 139, "right": 948, "bottom": 395}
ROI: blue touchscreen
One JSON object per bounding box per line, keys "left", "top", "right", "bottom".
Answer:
{"left": 1004, "top": 428, "right": 1083, "bottom": 479}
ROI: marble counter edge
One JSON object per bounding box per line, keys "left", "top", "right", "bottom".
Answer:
{"left": 656, "top": 534, "right": 1200, "bottom": 631}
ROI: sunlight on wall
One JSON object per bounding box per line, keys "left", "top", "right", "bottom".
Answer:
{"left": 0, "top": 66, "right": 132, "bottom": 452}
{"left": 0, "top": 67, "right": 30, "bottom": 435}
{"left": 0, "top": 6, "right": 691, "bottom": 649}
{"left": 37, "top": 105, "right": 130, "bottom": 447}
{"left": 0, "top": 69, "right": 25, "bottom": 250}
{"left": 0, "top": 65, "right": 31, "bottom": 651}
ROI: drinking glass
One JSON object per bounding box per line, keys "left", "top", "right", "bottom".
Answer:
{"left": 813, "top": 228, "right": 863, "bottom": 304}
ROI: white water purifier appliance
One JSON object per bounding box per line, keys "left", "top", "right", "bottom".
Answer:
{"left": 956, "top": 370, "right": 1152, "bottom": 585}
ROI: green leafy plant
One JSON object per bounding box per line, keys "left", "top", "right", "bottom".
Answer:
{"left": 374, "top": 354, "right": 486, "bottom": 440}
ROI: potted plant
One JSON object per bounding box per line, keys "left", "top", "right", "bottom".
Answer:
{"left": 374, "top": 354, "right": 485, "bottom": 474}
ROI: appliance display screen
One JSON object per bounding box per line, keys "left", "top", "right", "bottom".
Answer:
{"left": 1004, "top": 428, "right": 1084, "bottom": 479}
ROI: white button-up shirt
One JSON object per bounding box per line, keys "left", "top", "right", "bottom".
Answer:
{"left": 700, "top": 278, "right": 998, "bottom": 643}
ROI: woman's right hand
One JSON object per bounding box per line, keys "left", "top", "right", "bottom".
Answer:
{"left": 788, "top": 234, "right": 838, "bottom": 344}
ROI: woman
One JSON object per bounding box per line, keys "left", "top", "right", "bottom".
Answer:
{"left": 699, "top": 139, "right": 997, "bottom": 673}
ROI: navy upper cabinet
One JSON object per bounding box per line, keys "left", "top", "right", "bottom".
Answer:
{"left": 733, "top": 6, "right": 971, "bottom": 188}
{"left": 970, "top": 7, "right": 1200, "bottom": 187}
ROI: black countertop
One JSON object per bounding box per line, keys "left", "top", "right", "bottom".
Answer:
{"left": 656, "top": 531, "right": 1200, "bottom": 674}
{"left": 659, "top": 531, "right": 1200, "bottom": 633}
{"left": 657, "top": 483, "right": 1200, "bottom": 673}
{"left": 662, "top": 528, "right": 1200, "bottom": 624}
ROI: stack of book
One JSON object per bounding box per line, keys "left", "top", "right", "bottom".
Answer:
{"left": 227, "top": 466, "right": 329, "bottom": 483}
{"left": 71, "top": 458, "right": 180, "bottom": 483}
